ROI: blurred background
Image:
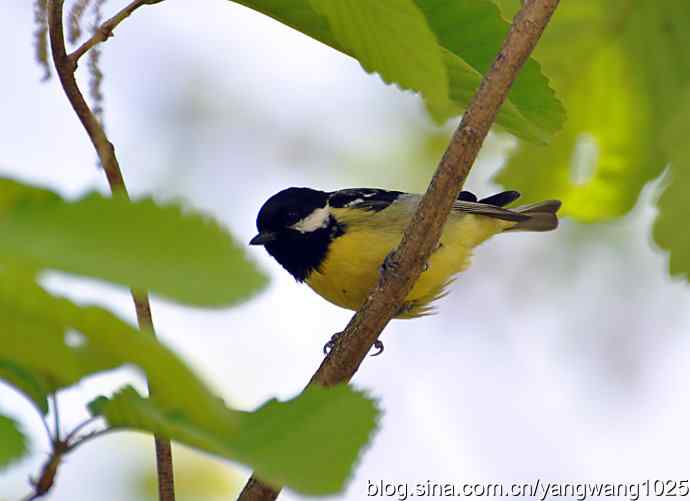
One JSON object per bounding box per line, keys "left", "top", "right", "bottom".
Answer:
{"left": 3, "top": 0, "right": 690, "bottom": 499}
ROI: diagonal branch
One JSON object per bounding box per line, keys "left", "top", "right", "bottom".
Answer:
{"left": 237, "top": 0, "right": 560, "bottom": 499}
{"left": 46, "top": 1, "right": 175, "bottom": 500}
{"left": 68, "top": 0, "right": 164, "bottom": 65}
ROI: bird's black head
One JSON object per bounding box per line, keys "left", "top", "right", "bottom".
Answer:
{"left": 250, "top": 187, "right": 344, "bottom": 281}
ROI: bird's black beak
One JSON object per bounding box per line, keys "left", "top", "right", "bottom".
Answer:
{"left": 249, "top": 232, "right": 277, "bottom": 246}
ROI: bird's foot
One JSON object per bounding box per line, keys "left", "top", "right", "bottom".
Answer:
{"left": 396, "top": 301, "right": 416, "bottom": 317}
{"left": 379, "top": 252, "right": 400, "bottom": 277}
{"left": 322, "top": 332, "right": 385, "bottom": 357}
{"left": 371, "top": 339, "right": 384, "bottom": 356}
{"left": 323, "top": 332, "right": 342, "bottom": 355}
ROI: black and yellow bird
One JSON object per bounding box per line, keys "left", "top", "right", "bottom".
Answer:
{"left": 250, "top": 187, "right": 560, "bottom": 324}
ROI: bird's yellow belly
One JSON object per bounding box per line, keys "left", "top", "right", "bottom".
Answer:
{"left": 306, "top": 214, "right": 507, "bottom": 318}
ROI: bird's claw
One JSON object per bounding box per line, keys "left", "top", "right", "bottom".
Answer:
{"left": 323, "top": 332, "right": 342, "bottom": 355}
{"left": 323, "top": 333, "right": 384, "bottom": 357}
{"left": 396, "top": 302, "right": 415, "bottom": 316}
{"left": 371, "top": 340, "right": 384, "bottom": 356}
{"left": 380, "top": 252, "right": 399, "bottom": 276}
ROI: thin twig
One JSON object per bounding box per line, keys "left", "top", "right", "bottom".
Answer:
{"left": 65, "top": 427, "right": 118, "bottom": 452}
{"left": 38, "top": 409, "right": 53, "bottom": 444}
{"left": 62, "top": 416, "right": 99, "bottom": 444}
{"left": 237, "top": 0, "right": 561, "bottom": 499}
{"left": 23, "top": 426, "right": 119, "bottom": 499}
{"left": 47, "top": 0, "right": 126, "bottom": 193}
{"left": 68, "top": 0, "right": 164, "bottom": 65}
{"left": 46, "top": 1, "right": 175, "bottom": 500}
{"left": 50, "top": 393, "right": 60, "bottom": 443}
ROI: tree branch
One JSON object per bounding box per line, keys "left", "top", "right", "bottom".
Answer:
{"left": 24, "top": 418, "right": 119, "bottom": 500}
{"left": 23, "top": 441, "right": 67, "bottom": 501}
{"left": 68, "top": 0, "right": 164, "bottom": 65}
{"left": 46, "top": 1, "right": 175, "bottom": 500}
{"left": 237, "top": 0, "right": 560, "bottom": 499}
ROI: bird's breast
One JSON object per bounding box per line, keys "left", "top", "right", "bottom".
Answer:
{"left": 305, "top": 213, "right": 503, "bottom": 317}
{"left": 306, "top": 226, "right": 390, "bottom": 312}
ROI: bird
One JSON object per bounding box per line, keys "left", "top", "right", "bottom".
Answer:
{"left": 250, "top": 187, "right": 560, "bottom": 351}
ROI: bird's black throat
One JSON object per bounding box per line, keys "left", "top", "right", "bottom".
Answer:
{"left": 264, "top": 216, "right": 344, "bottom": 282}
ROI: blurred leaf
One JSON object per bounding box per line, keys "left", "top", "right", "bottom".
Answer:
{"left": 0, "top": 269, "right": 118, "bottom": 391}
{"left": 232, "top": 0, "right": 564, "bottom": 142}
{"left": 234, "top": 384, "right": 379, "bottom": 493}
{"left": 653, "top": 90, "right": 690, "bottom": 281}
{"left": 92, "top": 384, "right": 379, "bottom": 495}
{"left": 310, "top": 0, "right": 449, "bottom": 115}
{"left": 0, "top": 269, "right": 239, "bottom": 430}
{"left": 0, "top": 415, "right": 28, "bottom": 470}
{"left": 495, "top": 1, "right": 690, "bottom": 222}
{"left": 491, "top": 0, "right": 519, "bottom": 18}
{"left": 0, "top": 177, "right": 267, "bottom": 307}
{"left": 0, "top": 361, "right": 49, "bottom": 415}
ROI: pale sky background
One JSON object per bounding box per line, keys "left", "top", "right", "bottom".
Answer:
{"left": 3, "top": 1, "right": 690, "bottom": 500}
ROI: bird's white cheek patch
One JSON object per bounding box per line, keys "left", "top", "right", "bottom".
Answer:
{"left": 292, "top": 206, "right": 330, "bottom": 233}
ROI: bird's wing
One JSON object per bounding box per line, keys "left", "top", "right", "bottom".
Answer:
{"left": 329, "top": 188, "right": 529, "bottom": 223}
{"left": 328, "top": 188, "right": 405, "bottom": 212}
{"left": 477, "top": 190, "right": 521, "bottom": 207}
{"left": 453, "top": 200, "right": 529, "bottom": 222}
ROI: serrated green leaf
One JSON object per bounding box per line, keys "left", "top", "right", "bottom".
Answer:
{"left": 0, "top": 415, "right": 28, "bottom": 470}
{"left": 88, "top": 396, "right": 110, "bottom": 416}
{"left": 416, "top": 0, "right": 564, "bottom": 142}
{"left": 231, "top": 0, "right": 564, "bottom": 142}
{"left": 495, "top": 0, "right": 690, "bottom": 222}
{"left": 0, "top": 361, "right": 50, "bottom": 415}
{"left": 93, "top": 384, "right": 379, "bottom": 495}
{"left": 0, "top": 269, "right": 239, "bottom": 430}
{"left": 0, "top": 177, "right": 267, "bottom": 307}
{"left": 234, "top": 384, "right": 379, "bottom": 493}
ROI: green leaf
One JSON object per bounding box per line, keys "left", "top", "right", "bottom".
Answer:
{"left": 496, "top": 43, "right": 661, "bottom": 221}
{"left": 495, "top": 0, "right": 690, "bottom": 222}
{"left": 0, "top": 178, "right": 267, "bottom": 307}
{"left": 309, "top": 0, "right": 449, "bottom": 115}
{"left": 0, "top": 415, "right": 28, "bottom": 470}
{"left": 92, "top": 384, "right": 379, "bottom": 495}
{"left": 0, "top": 361, "right": 50, "bottom": 415}
{"left": 653, "top": 89, "right": 690, "bottom": 281}
{"left": 234, "top": 384, "right": 379, "bottom": 493}
{"left": 231, "top": 0, "right": 564, "bottom": 142}
{"left": 415, "top": 0, "right": 564, "bottom": 142}
{"left": 0, "top": 269, "right": 239, "bottom": 431}
{"left": 0, "top": 269, "right": 118, "bottom": 391}
{"left": 491, "top": 0, "right": 520, "bottom": 18}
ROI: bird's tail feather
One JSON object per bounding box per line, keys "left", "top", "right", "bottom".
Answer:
{"left": 504, "top": 200, "right": 561, "bottom": 232}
